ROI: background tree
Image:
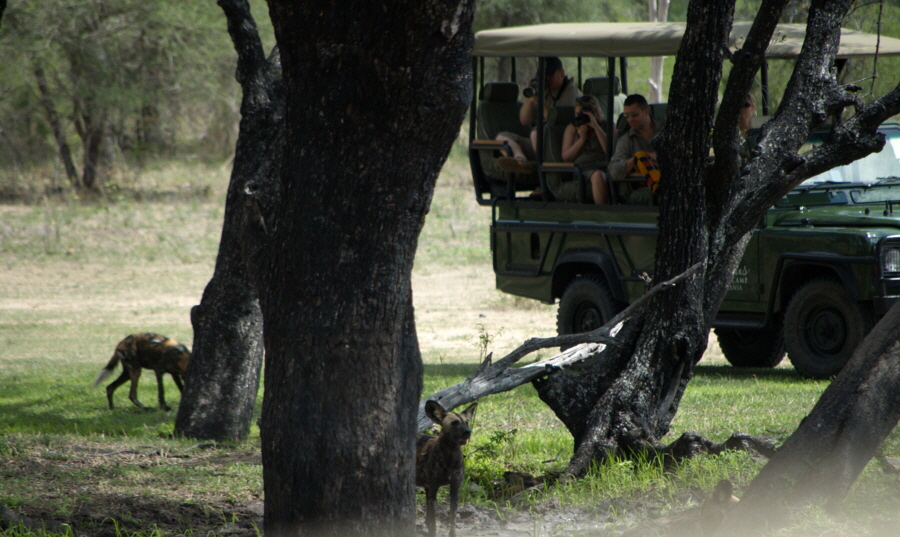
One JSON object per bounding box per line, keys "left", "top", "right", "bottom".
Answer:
{"left": 173, "top": 0, "right": 279, "bottom": 442}
{"left": 254, "top": 0, "right": 475, "bottom": 534}
{"left": 0, "top": 0, "right": 255, "bottom": 191}
{"left": 647, "top": 0, "right": 670, "bottom": 103}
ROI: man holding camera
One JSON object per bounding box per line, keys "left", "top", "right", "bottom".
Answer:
{"left": 496, "top": 56, "right": 581, "bottom": 174}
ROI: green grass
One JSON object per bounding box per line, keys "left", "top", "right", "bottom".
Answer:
{"left": 2, "top": 156, "right": 900, "bottom": 535}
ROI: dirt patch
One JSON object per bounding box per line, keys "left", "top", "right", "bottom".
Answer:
{"left": 2, "top": 441, "right": 263, "bottom": 536}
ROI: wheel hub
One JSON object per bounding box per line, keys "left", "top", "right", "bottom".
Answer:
{"left": 805, "top": 307, "right": 847, "bottom": 356}
{"left": 574, "top": 302, "right": 603, "bottom": 332}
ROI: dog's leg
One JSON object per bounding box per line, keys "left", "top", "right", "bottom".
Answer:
{"left": 105, "top": 370, "right": 131, "bottom": 409}
{"left": 126, "top": 367, "right": 149, "bottom": 411}
{"left": 155, "top": 370, "right": 170, "bottom": 411}
{"left": 425, "top": 486, "right": 437, "bottom": 537}
{"left": 172, "top": 373, "right": 184, "bottom": 393}
{"left": 449, "top": 475, "right": 461, "bottom": 537}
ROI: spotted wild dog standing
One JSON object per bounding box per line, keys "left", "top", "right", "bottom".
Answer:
{"left": 92, "top": 333, "right": 191, "bottom": 411}
{"left": 416, "top": 400, "right": 477, "bottom": 537}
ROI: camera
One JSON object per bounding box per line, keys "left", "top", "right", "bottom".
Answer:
{"left": 572, "top": 108, "right": 593, "bottom": 127}
{"left": 523, "top": 78, "right": 544, "bottom": 99}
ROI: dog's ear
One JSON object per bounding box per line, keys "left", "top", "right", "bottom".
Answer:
{"left": 712, "top": 480, "right": 734, "bottom": 503}
{"left": 459, "top": 403, "right": 477, "bottom": 423}
{"left": 425, "top": 400, "right": 446, "bottom": 424}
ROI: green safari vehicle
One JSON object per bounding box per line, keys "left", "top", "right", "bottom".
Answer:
{"left": 467, "top": 22, "right": 900, "bottom": 378}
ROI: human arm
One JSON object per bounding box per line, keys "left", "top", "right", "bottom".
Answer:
{"left": 608, "top": 135, "right": 633, "bottom": 181}
{"left": 520, "top": 94, "right": 538, "bottom": 126}
{"left": 587, "top": 110, "right": 607, "bottom": 154}
{"left": 561, "top": 124, "right": 585, "bottom": 162}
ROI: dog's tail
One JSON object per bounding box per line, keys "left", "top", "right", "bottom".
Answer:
{"left": 92, "top": 350, "right": 122, "bottom": 388}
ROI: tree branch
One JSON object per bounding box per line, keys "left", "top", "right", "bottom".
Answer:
{"left": 417, "top": 263, "right": 703, "bottom": 432}
{"left": 217, "top": 0, "right": 274, "bottom": 106}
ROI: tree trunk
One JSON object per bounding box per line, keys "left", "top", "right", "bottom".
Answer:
{"left": 537, "top": 0, "right": 900, "bottom": 487}
{"left": 173, "top": 0, "right": 277, "bottom": 442}
{"left": 80, "top": 114, "right": 104, "bottom": 192}
{"left": 535, "top": 0, "right": 738, "bottom": 476}
{"left": 33, "top": 61, "right": 79, "bottom": 187}
{"left": 718, "top": 300, "right": 900, "bottom": 536}
{"left": 257, "top": 1, "right": 475, "bottom": 535}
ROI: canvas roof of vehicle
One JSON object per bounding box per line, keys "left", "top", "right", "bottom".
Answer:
{"left": 473, "top": 21, "right": 900, "bottom": 59}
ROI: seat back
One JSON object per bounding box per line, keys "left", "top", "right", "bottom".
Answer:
{"left": 613, "top": 102, "right": 668, "bottom": 148}
{"left": 471, "top": 82, "right": 536, "bottom": 201}
{"left": 543, "top": 106, "right": 577, "bottom": 201}
{"left": 582, "top": 77, "right": 626, "bottom": 129}
{"left": 476, "top": 82, "right": 529, "bottom": 140}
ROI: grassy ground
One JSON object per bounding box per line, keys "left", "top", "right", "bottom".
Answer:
{"left": 2, "top": 154, "right": 900, "bottom": 536}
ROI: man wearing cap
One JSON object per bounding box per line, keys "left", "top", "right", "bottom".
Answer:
{"left": 496, "top": 56, "right": 581, "bottom": 174}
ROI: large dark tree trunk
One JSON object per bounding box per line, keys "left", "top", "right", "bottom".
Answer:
{"left": 174, "top": 0, "right": 278, "bottom": 442}
{"left": 537, "top": 0, "right": 900, "bottom": 497}
{"left": 257, "top": 0, "right": 474, "bottom": 535}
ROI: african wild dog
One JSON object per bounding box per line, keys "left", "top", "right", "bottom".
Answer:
{"left": 92, "top": 333, "right": 190, "bottom": 411}
{"left": 416, "top": 400, "right": 477, "bottom": 537}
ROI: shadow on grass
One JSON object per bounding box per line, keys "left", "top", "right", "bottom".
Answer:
{"left": 693, "top": 363, "right": 814, "bottom": 383}
{"left": 423, "top": 362, "right": 480, "bottom": 379}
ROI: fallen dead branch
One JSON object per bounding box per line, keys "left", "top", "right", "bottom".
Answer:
{"left": 417, "top": 263, "right": 703, "bottom": 432}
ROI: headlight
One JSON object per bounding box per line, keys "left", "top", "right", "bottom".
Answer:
{"left": 882, "top": 246, "right": 900, "bottom": 274}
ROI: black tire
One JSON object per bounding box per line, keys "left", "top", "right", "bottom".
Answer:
{"left": 783, "top": 278, "right": 872, "bottom": 379}
{"left": 557, "top": 275, "right": 620, "bottom": 338}
{"left": 715, "top": 326, "right": 785, "bottom": 368}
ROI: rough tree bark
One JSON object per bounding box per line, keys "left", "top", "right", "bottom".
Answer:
{"left": 534, "top": 0, "right": 900, "bottom": 500}
{"left": 173, "top": 0, "right": 278, "bottom": 441}
{"left": 256, "top": 1, "right": 475, "bottom": 535}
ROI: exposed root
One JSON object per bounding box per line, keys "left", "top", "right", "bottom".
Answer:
{"left": 655, "top": 431, "right": 777, "bottom": 468}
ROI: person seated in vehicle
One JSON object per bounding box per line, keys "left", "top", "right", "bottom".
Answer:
{"left": 553, "top": 95, "right": 610, "bottom": 204}
{"left": 609, "top": 94, "right": 660, "bottom": 205}
{"left": 495, "top": 56, "right": 582, "bottom": 175}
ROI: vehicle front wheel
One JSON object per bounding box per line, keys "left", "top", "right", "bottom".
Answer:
{"left": 557, "top": 275, "right": 621, "bottom": 339}
{"left": 783, "top": 278, "right": 872, "bottom": 379}
{"left": 714, "top": 326, "right": 785, "bottom": 368}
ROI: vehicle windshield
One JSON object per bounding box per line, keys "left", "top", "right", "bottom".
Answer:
{"left": 799, "top": 128, "right": 900, "bottom": 186}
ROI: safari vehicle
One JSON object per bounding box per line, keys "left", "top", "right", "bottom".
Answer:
{"left": 467, "top": 22, "right": 900, "bottom": 378}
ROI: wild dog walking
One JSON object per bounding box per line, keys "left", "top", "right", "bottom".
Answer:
{"left": 416, "top": 400, "right": 477, "bottom": 537}
{"left": 93, "top": 333, "right": 190, "bottom": 411}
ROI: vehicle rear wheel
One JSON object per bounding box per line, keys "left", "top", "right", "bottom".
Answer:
{"left": 714, "top": 326, "right": 785, "bottom": 368}
{"left": 783, "top": 278, "right": 872, "bottom": 379}
{"left": 557, "top": 275, "right": 620, "bottom": 339}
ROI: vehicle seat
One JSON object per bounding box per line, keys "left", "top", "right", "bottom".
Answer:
{"left": 613, "top": 102, "right": 668, "bottom": 147}
{"left": 475, "top": 82, "right": 529, "bottom": 140}
{"left": 470, "top": 82, "right": 537, "bottom": 200}
{"left": 582, "top": 76, "right": 626, "bottom": 133}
